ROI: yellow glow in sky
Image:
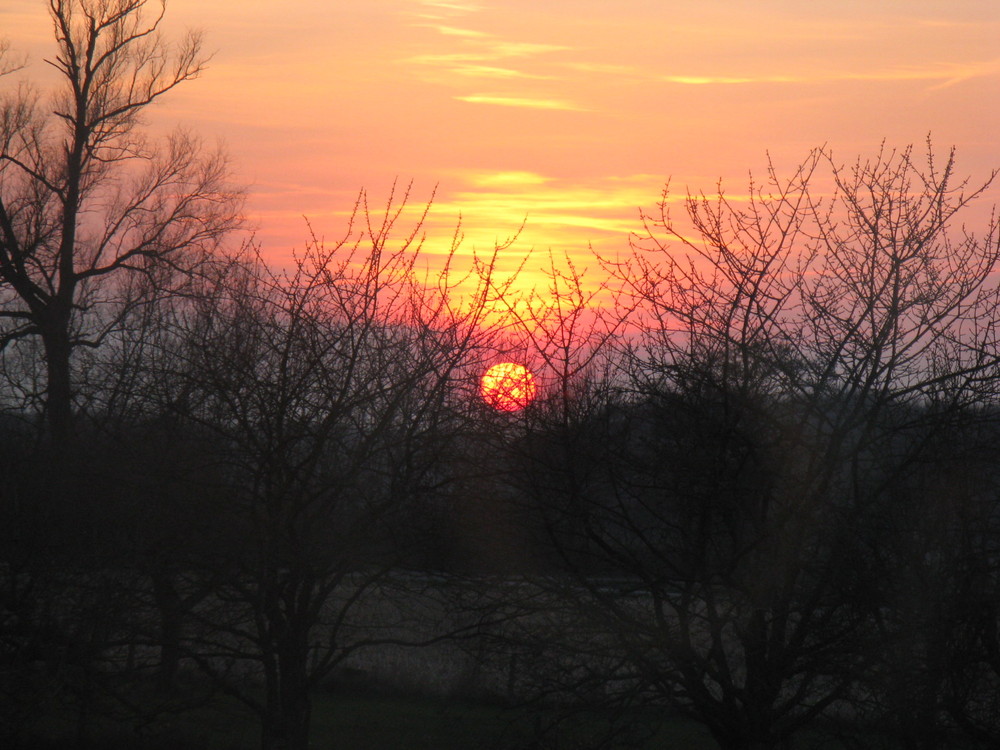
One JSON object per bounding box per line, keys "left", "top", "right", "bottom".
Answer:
{"left": 3, "top": 0, "right": 998, "bottom": 301}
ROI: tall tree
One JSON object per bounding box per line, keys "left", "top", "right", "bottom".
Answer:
{"left": 0, "top": 0, "right": 242, "bottom": 440}
{"left": 515, "top": 143, "right": 1000, "bottom": 750}
{"left": 146, "top": 190, "right": 514, "bottom": 750}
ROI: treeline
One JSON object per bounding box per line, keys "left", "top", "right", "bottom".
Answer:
{"left": 491, "top": 142, "right": 1000, "bottom": 750}
{"left": 3, "top": 2, "right": 1000, "bottom": 750}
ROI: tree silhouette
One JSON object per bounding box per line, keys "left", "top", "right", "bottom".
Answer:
{"left": 135, "top": 190, "right": 515, "bottom": 750}
{"left": 0, "top": 0, "right": 242, "bottom": 441}
{"left": 508, "top": 142, "right": 1000, "bottom": 750}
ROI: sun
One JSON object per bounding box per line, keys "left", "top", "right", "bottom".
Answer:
{"left": 481, "top": 362, "right": 537, "bottom": 412}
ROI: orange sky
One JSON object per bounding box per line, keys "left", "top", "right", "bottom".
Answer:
{"left": 4, "top": 0, "right": 999, "bottom": 298}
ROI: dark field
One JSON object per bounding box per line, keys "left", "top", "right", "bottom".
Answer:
{"left": 20, "top": 689, "right": 984, "bottom": 750}
{"left": 20, "top": 691, "right": 721, "bottom": 750}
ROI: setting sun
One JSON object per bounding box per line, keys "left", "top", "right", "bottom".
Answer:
{"left": 481, "top": 362, "right": 537, "bottom": 412}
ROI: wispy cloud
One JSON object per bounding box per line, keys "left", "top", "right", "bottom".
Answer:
{"left": 408, "top": 52, "right": 494, "bottom": 64}
{"left": 406, "top": 43, "right": 569, "bottom": 66}
{"left": 456, "top": 94, "right": 584, "bottom": 110}
{"left": 489, "top": 42, "right": 570, "bottom": 57}
{"left": 660, "top": 59, "right": 1000, "bottom": 88}
{"left": 403, "top": 10, "right": 575, "bottom": 106}
{"left": 663, "top": 74, "right": 795, "bottom": 85}
{"left": 561, "top": 62, "right": 642, "bottom": 76}
{"left": 853, "top": 59, "right": 1000, "bottom": 88}
{"left": 425, "top": 24, "right": 489, "bottom": 37}
{"left": 467, "top": 171, "right": 553, "bottom": 186}
{"left": 435, "top": 172, "right": 664, "bottom": 237}
{"left": 419, "top": 0, "right": 484, "bottom": 12}
{"left": 421, "top": 174, "right": 661, "bottom": 298}
{"left": 448, "top": 65, "right": 551, "bottom": 79}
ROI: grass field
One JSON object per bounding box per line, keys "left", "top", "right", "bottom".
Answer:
{"left": 21, "top": 687, "right": 974, "bottom": 749}
{"left": 19, "top": 690, "right": 722, "bottom": 749}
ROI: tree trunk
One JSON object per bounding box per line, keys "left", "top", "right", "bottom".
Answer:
{"left": 713, "top": 728, "right": 792, "bottom": 750}
{"left": 41, "top": 320, "right": 74, "bottom": 443}
{"left": 151, "top": 573, "right": 183, "bottom": 692}
{"left": 260, "top": 629, "right": 313, "bottom": 750}
{"left": 260, "top": 687, "right": 312, "bottom": 750}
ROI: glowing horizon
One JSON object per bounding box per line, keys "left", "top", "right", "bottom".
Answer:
{"left": 3, "top": 0, "right": 998, "bottom": 301}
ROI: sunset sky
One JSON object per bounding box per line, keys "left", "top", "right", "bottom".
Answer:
{"left": 3, "top": 0, "right": 999, "bottom": 297}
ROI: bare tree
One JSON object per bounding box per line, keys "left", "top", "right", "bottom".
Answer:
{"left": 519, "top": 142, "right": 1000, "bottom": 750}
{"left": 133, "top": 189, "right": 516, "bottom": 750}
{"left": 817, "top": 396, "right": 1000, "bottom": 750}
{"left": 0, "top": 0, "right": 242, "bottom": 440}
{"left": 0, "top": 39, "right": 26, "bottom": 79}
